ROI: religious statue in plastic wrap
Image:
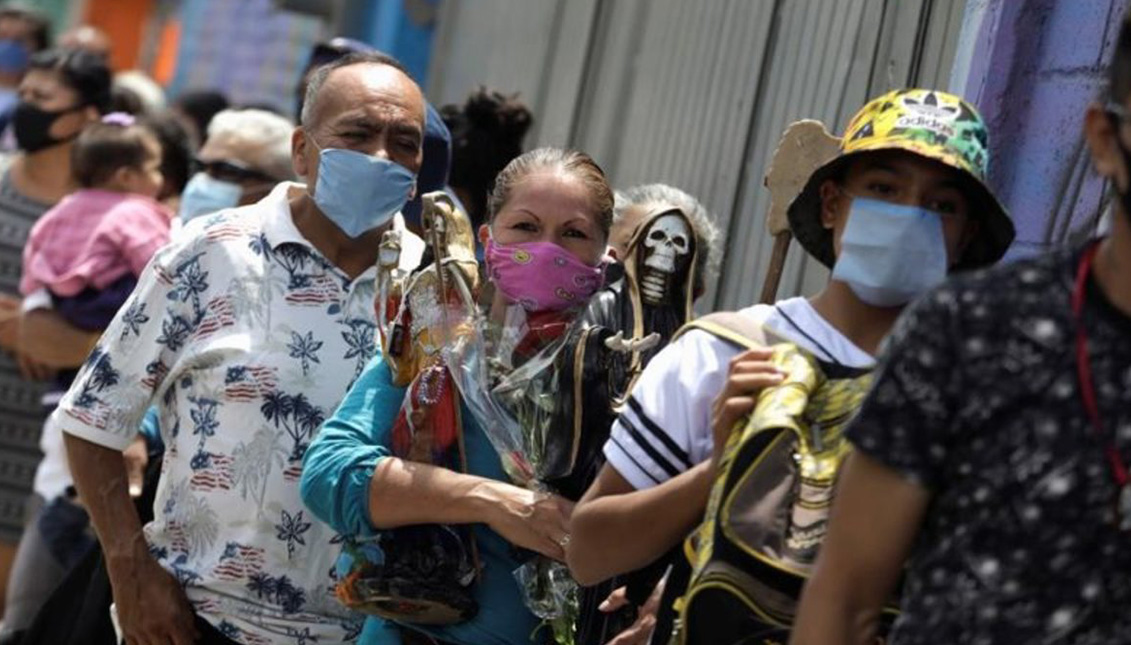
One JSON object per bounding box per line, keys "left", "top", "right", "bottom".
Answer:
{"left": 336, "top": 192, "right": 483, "bottom": 626}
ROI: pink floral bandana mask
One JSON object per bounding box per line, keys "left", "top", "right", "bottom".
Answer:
{"left": 485, "top": 239, "right": 607, "bottom": 312}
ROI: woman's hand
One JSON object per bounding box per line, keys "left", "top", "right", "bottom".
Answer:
{"left": 481, "top": 481, "right": 574, "bottom": 562}
{"left": 710, "top": 347, "right": 785, "bottom": 465}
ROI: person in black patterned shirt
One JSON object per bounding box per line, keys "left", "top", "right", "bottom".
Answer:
{"left": 792, "top": 13, "right": 1131, "bottom": 645}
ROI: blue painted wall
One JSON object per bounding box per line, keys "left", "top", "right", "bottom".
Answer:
{"left": 338, "top": 0, "right": 439, "bottom": 89}
{"left": 953, "top": 0, "right": 1130, "bottom": 257}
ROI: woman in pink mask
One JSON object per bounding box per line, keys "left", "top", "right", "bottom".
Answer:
{"left": 301, "top": 147, "right": 612, "bottom": 645}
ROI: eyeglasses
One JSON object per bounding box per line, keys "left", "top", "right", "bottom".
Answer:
{"left": 193, "top": 157, "right": 277, "bottom": 185}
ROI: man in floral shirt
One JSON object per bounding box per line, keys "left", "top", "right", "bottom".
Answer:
{"left": 61, "top": 52, "right": 427, "bottom": 645}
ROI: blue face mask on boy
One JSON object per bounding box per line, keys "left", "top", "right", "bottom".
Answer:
{"left": 308, "top": 137, "right": 417, "bottom": 238}
{"left": 830, "top": 197, "right": 948, "bottom": 307}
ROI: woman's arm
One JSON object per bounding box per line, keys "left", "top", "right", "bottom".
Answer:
{"left": 19, "top": 307, "right": 100, "bottom": 367}
{"left": 301, "top": 355, "right": 572, "bottom": 561}
{"left": 789, "top": 452, "right": 929, "bottom": 645}
{"left": 368, "top": 456, "right": 572, "bottom": 561}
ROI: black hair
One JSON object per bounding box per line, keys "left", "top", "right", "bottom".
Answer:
{"left": 300, "top": 51, "right": 409, "bottom": 126}
{"left": 27, "top": 48, "right": 111, "bottom": 113}
{"left": 441, "top": 87, "right": 533, "bottom": 228}
{"left": 110, "top": 84, "right": 146, "bottom": 115}
{"left": 0, "top": 7, "right": 50, "bottom": 52}
{"left": 140, "top": 111, "right": 194, "bottom": 199}
{"left": 71, "top": 120, "right": 160, "bottom": 188}
{"left": 173, "top": 89, "right": 230, "bottom": 142}
{"left": 1111, "top": 12, "right": 1131, "bottom": 104}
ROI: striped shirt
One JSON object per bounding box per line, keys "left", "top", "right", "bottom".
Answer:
{"left": 603, "top": 297, "right": 875, "bottom": 490}
{"left": 0, "top": 155, "right": 51, "bottom": 541}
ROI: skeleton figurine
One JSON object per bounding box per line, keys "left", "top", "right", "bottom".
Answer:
{"left": 546, "top": 204, "right": 700, "bottom": 500}
{"left": 640, "top": 212, "right": 694, "bottom": 305}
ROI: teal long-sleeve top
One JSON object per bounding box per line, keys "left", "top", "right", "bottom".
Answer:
{"left": 300, "top": 353, "right": 544, "bottom": 645}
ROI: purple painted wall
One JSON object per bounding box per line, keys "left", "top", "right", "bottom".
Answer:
{"left": 956, "top": 0, "right": 1129, "bottom": 257}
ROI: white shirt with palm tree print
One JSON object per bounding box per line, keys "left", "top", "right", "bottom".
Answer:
{"left": 56, "top": 182, "right": 378, "bottom": 645}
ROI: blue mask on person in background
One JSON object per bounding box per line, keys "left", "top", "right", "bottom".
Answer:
{"left": 831, "top": 197, "right": 948, "bottom": 307}
{"left": 311, "top": 144, "right": 416, "bottom": 238}
{"left": 178, "top": 172, "right": 243, "bottom": 224}
{"left": 0, "top": 39, "right": 29, "bottom": 75}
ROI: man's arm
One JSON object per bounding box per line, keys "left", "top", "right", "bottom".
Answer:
{"left": 790, "top": 452, "right": 930, "bottom": 645}
{"left": 65, "top": 433, "right": 199, "bottom": 645}
{"left": 567, "top": 460, "right": 713, "bottom": 586}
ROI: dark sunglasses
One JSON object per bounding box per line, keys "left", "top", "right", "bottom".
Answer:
{"left": 193, "top": 157, "right": 277, "bottom": 185}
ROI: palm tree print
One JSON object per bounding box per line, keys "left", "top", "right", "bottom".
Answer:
{"left": 246, "top": 573, "right": 307, "bottom": 614}
{"left": 189, "top": 396, "right": 220, "bottom": 445}
{"left": 157, "top": 314, "right": 193, "bottom": 351}
{"left": 275, "top": 246, "right": 313, "bottom": 290}
{"left": 120, "top": 299, "right": 149, "bottom": 339}
{"left": 340, "top": 319, "right": 376, "bottom": 378}
{"left": 275, "top": 509, "right": 312, "bottom": 559}
{"left": 167, "top": 253, "right": 209, "bottom": 316}
{"left": 231, "top": 426, "right": 287, "bottom": 508}
{"left": 72, "top": 348, "right": 121, "bottom": 410}
{"left": 287, "top": 331, "right": 323, "bottom": 376}
{"left": 261, "top": 391, "right": 325, "bottom": 462}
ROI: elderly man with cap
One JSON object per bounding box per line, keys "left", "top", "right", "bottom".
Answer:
{"left": 59, "top": 51, "right": 427, "bottom": 645}
{"left": 567, "top": 88, "right": 1014, "bottom": 643}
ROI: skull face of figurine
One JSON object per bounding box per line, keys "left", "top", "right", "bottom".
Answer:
{"left": 637, "top": 209, "right": 693, "bottom": 306}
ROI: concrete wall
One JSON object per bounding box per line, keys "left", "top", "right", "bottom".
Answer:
{"left": 953, "top": 0, "right": 1130, "bottom": 256}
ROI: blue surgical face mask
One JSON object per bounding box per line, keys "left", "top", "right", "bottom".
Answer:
{"left": 309, "top": 137, "right": 417, "bottom": 238}
{"left": 178, "top": 172, "right": 243, "bottom": 224}
{"left": 0, "top": 39, "right": 29, "bottom": 75}
{"left": 831, "top": 197, "right": 948, "bottom": 307}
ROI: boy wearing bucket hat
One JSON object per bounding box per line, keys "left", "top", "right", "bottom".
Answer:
{"left": 791, "top": 16, "right": 1131, "bottom": 645}
{"left": 566, "top": 88, "right": 1012, "bottom": 641}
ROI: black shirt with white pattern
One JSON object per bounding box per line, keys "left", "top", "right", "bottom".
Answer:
{"left": 847, "top": 241, "right": 1131, "bottom": 645}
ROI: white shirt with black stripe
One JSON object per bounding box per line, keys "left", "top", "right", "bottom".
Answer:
{"left": 603, "top": 297, "right": 876, "bottom": 490}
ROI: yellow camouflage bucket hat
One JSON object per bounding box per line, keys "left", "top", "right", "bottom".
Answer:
{"left": 787, "top": 88, "right": 1015, "bottom": 270}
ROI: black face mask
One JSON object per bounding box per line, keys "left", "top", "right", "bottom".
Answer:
{"left": 12, "top": 101, "right": 83, "bottom": 153}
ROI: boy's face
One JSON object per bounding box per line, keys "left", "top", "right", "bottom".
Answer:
{"left": 818, "top": 149, "right": 978, "bottom": 268}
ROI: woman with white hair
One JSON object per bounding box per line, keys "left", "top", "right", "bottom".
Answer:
{"left": 177, "top": 107, "right": 296, "bottom": 226}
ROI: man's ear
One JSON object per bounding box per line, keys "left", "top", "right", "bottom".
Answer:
{"left": 606, "top": 245, "right": 619, "bottom": 261}
{"left": 1085, "top": 102, "right": 1125, "bottom": 187}
{"left": 291, "top": 127, "right": 310, "bottom": 180}
{"left": 817, "top": 179, "right": 846, "bottom": 229}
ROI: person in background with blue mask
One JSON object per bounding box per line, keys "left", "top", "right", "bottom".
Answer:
{"left": 566, "top": 89, "right": 1013, "bottom": 644}
{"left": 176, "top": 107, "right": 295, "bottom": 230}
{"left": 59, "top": 51, "right": 424, "bottom": 645}
{"left": 0, "top": 7, "right": 50, "bottom": 133}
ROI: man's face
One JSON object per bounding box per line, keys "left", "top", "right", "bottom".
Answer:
{"left": 292, "top": 63, "right": 425, "bottom": 194}
{"left": 819, "top": 149, "right": 977, "bottom": 268}
{"left": 197, "top": 135, "right": 280, "bottom": 206}
{"left": 0, "top": 16, "right": 36, "bottom": 54}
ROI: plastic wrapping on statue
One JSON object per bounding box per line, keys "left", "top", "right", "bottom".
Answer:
{"left": 335, "top": 192, "right": 483, "bottom": 625}
{"left": 443, "top": 304, "right": 584, "bottom": 645}
{"left": 445, "top": 303, "right": 579, "bottom": 486}
{"left": 515, "top": 558, "right": 580, "bottom": 645}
